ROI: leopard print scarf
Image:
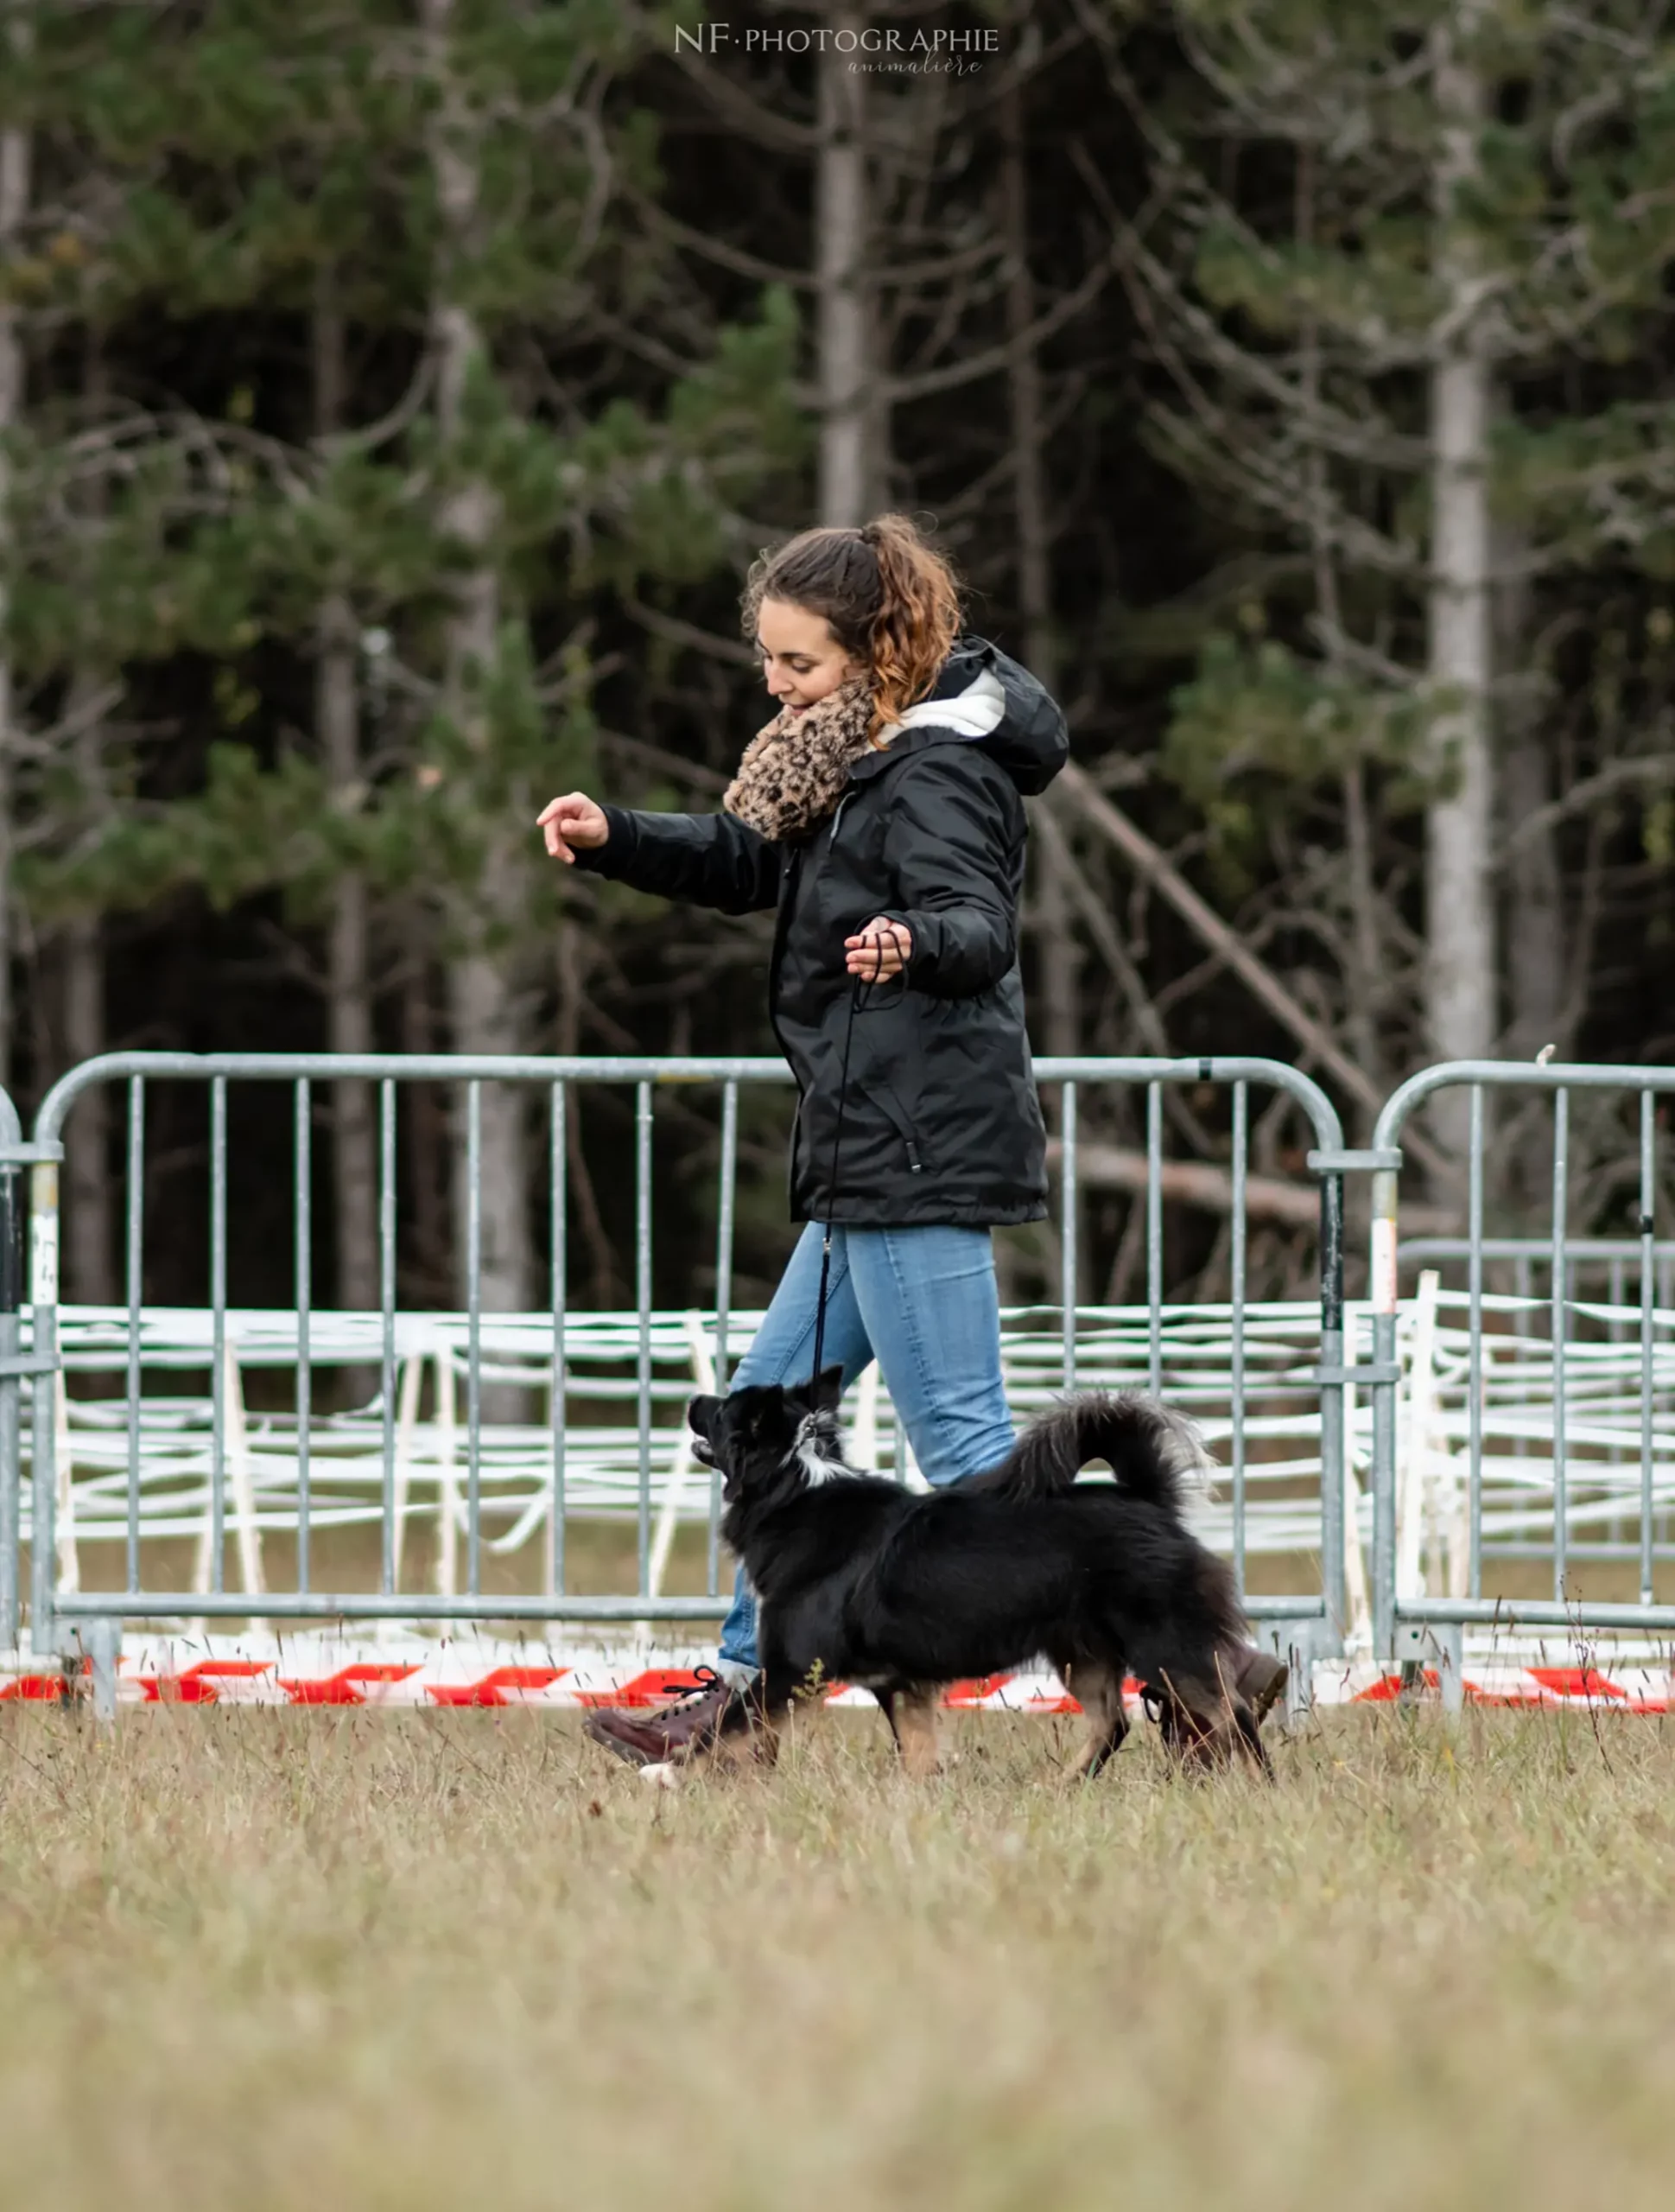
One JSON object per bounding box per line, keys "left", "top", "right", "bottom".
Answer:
{"left": 723, "top": 677, "right": 879, "bottom": 844}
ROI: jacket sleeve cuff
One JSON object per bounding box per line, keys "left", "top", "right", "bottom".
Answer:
{"left": 874, "top": 907, "right": 933, "bottom": 986}
{"left": 568, "top": 804, "right": 638, "bottom": 877}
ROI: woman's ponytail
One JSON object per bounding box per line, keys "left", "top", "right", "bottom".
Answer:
{"left": 740, "top": 512, "right": 963, "bottom": 730}
{"left": 859, "top": 514, "right": 961, "bottom": 725}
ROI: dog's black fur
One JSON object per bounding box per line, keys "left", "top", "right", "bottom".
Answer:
{"left": 689, "top": 1370, "right": 1266, "bottom": 1777}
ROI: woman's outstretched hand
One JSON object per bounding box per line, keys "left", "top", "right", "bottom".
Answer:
{"left": 846, "top": 916, "right": 912, "bottom": 981}
{"left": 538, "top": 791, "right": 609, "bottom": 862}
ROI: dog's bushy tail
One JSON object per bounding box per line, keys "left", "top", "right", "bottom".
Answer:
{"left": 961, "top": 1392, "right": 1213, "bottom": 1516}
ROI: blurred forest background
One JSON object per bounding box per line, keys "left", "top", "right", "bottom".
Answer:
{"left": 3, "top": 0, "right": 1675, "bottom": 1319}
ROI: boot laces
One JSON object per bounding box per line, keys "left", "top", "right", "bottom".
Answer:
{"left": 658, "top": 1664, "right": 728, "bottom": 1707}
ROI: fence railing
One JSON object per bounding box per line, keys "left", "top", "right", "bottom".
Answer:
{"left": 8, "top": 1052, "right": 1351, "bottom": 1664}
{"left": 0, "top": 1087, "right": 26, "bottom": 1649}
{"left": 6, "top": 1050, "right": 1674, "bottom": 1680}
{"left": 1370, "top": 1062, "right": 1675, "bottom": 1657}
{"left": 1399, "top": 1236, "right": 1675, "bottom": 1310}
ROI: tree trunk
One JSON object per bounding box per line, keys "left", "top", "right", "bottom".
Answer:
{"left": 1001, "top": 59, "right": 1076, "bottom": 1058}
{"left": 313, "top": 291, "right": 379, "bottom": 1321}
{"left": 60, "top": 331, "right": 117, "bottom": 1302}
{"left": 399, "top": 948, "right": 449, "bottom": 1299}
{"left": 1298, "top": 142, "right": 1386, "bottom": 1104}
{"left": 1424, "top": 11, "right": 1498, "bottom": 1167}
{"left": 424, "top": 0, "right": 534, "bottom": 1317}
{"left": 446, "top": 952, "right": 532, "bottom": 1313}
{"left": 1001, "top": 59, "right": 1076, "bottom": 1300}
{"left": 1340, "top": 762, "right": 1387, "bottom": 1098}
{"left": 1494, "top": 521, "right": 1567, "bottom": 1061}
{"left": 0, "top": 38, "right": 29, "bottom": 1093}
{"left": 1000, "top": 66, "right": 1052, "bottom": 700}
{"left": 323, "top": 688, "right": 378, "bottom": 1302}
{"left": 1500, "top": 728, "right": 1565, "bottom": 1055}
{"left": 816, "top": 5, "right": 875, "bottom": 524}
{"left": 60, "top": 677, "right": 117, "bottom": 1308}
{"left": 60, "top": 912, "right": 112, "bottom": 1301}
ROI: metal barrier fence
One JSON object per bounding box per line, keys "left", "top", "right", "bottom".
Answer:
{"left": 1370, "top": 1063, "right": 1675, "bottom": 1661}
{"left": 20, "top": 1047, "right": 1674, "bottom": 1686}
{"left": 16, "top": 1051, "right": 1354, "bottom": 1668}
{"left": 0, "top": 1086, "right": 27, "bottom": 1649}
{"left": 1397, "top": 1238, "right": 1675, "bottom": 1594}
{"left": 1399, "top": 1236, "right": 1675, "bottom": 1311}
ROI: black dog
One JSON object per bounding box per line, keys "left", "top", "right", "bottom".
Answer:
{"left": 688, "top": 1369, "right": 1268, "bottom": 1778}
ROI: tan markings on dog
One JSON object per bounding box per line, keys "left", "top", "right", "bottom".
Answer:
{"left": 744, "top": 1671, "right": 837, "bottom": 1772}
{"left": 888, "top": 1687, "right": 942, "bottom": 1779}
{"left": 1063, "top": 1663, "right": 1129, "bottom": 1778}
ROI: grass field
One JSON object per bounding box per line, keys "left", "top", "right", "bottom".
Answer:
{"left": 2, "top": 1701, "right": 1672, "bottom": 2211}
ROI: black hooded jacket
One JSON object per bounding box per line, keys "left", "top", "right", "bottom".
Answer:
{"left": 574, "top": 635, "right": 1069, "bottom": 1226}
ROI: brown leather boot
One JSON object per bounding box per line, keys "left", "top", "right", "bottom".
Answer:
{"left": 584, "top": 1667, "right": 761, "bottom": 1770}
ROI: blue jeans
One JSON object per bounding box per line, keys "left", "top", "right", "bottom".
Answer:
{"left": 714, "top": 1222, "right": 1016, "bottom": 1679}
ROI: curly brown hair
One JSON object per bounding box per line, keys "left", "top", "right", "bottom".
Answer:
{"left": 739, "top": 513, "right": 963, "bottom": 731}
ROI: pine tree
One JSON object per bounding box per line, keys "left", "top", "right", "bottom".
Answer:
{"left": 1097, "top": 0, "right": 1675, "bottom": 1160}
{"left": 0, "top": 0, "right": 33, "bottom": 1094}
{"left": 1, "top": 0, "right": 323, "bottom": 1289}
{"left": 32, "top": 0, "right": 806, "bottom": 1315}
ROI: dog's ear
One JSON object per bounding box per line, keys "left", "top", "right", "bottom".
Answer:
{"left": 688, "top": 1392, "right": 722, "bottom": 1440}
{"left": 812, "top": 1363, "right": 844, "bottom": 1414}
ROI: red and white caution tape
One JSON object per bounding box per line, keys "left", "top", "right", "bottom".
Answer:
{"left": 3, "top": 1645, "right": 1671, "bottom": 1712}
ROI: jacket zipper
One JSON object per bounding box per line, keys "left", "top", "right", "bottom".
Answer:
{"left": 828, "top": 788, "right": 922, "bottom": 1173}
{"left": 771, "top": 790, "right": 877, "bottom": 1198}
{"left": 766, "top": 844, "right": 801, "bottom": 1048}
{"left": 865, "top": 1072, "right": 923, "bottom": 1174}
{"left": 767, "top": 844, "right": 803, "bottom": 1192}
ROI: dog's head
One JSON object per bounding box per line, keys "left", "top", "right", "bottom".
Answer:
{"left": 688, "top": 1366, "right": 847, "bottom": 1505}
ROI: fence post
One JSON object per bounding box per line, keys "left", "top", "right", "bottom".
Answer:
{"left": 1317, "top": 1166, "right": 1347, "bottom": 1651}
{"left": 29, "top": 1150, "right": 61, "bottom": 1664}
{"left": 85, "top": 1616, "right": 120, "bottom": 1725}
{"left": 0, "top": 1092, "right": 22, "bottom": 1650}
{"left": 1307, "top": 1138, "right": 1400, "bottom": 1658}
{"left": 1369, "top": 1157, "right": 1401, "bottom": 1664}
{"left": 1437, "top": 1620, "right": 1465, "bottom": 1718}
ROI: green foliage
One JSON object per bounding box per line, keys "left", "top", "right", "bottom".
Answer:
{"left": 3, "top": 0, "right": 807, "bottom": 989}
{"left": 1141, "top": 0, "right": 1675, "bottom": 917}
{"left": 1164, "top": 629, "right": 1429, "bottom": 890}
{"left": 1168, "top": 632, "right": 1422, "bottom": 795}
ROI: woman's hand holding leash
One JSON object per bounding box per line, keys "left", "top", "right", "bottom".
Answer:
{"left": 537, "top": 791, "right": 609, "bottom": 861}
{"left": 846, "top": 916, "right": 911, "bottom": 981}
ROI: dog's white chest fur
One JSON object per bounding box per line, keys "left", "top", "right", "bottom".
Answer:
{"left": 793, "top": 1414, "right": 850, "bottom": 1487}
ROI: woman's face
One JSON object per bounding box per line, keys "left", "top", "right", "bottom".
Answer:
{"left": 755, "top": 597, "right": 866, "bottom": 715}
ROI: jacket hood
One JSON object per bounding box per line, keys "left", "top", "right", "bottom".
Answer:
{"left": 869, "top": 634, "right": 1069, "bottom": 797}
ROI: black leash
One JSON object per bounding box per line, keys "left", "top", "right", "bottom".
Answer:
{"left": 808, "top": 938, "right": 885, "bottom": 1390}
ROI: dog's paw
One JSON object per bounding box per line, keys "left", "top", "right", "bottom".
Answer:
{"left": 638, "top": 1761, "right": 682, "bottom": 1791}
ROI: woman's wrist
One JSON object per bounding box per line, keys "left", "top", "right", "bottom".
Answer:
{"left": 845, "top": 912, "right": 914, "bottom": 981}
{"left": 568, "top": 804, "right": 628, "bottom": 873}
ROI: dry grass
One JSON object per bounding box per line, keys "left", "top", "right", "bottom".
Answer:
{"left": 2, "top": 1700, "right": 1672, "bottom": 2211}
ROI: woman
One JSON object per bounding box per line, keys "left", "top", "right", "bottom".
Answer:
{"left": 539, "top": 515, "right": 1281, "bottom": 1764}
